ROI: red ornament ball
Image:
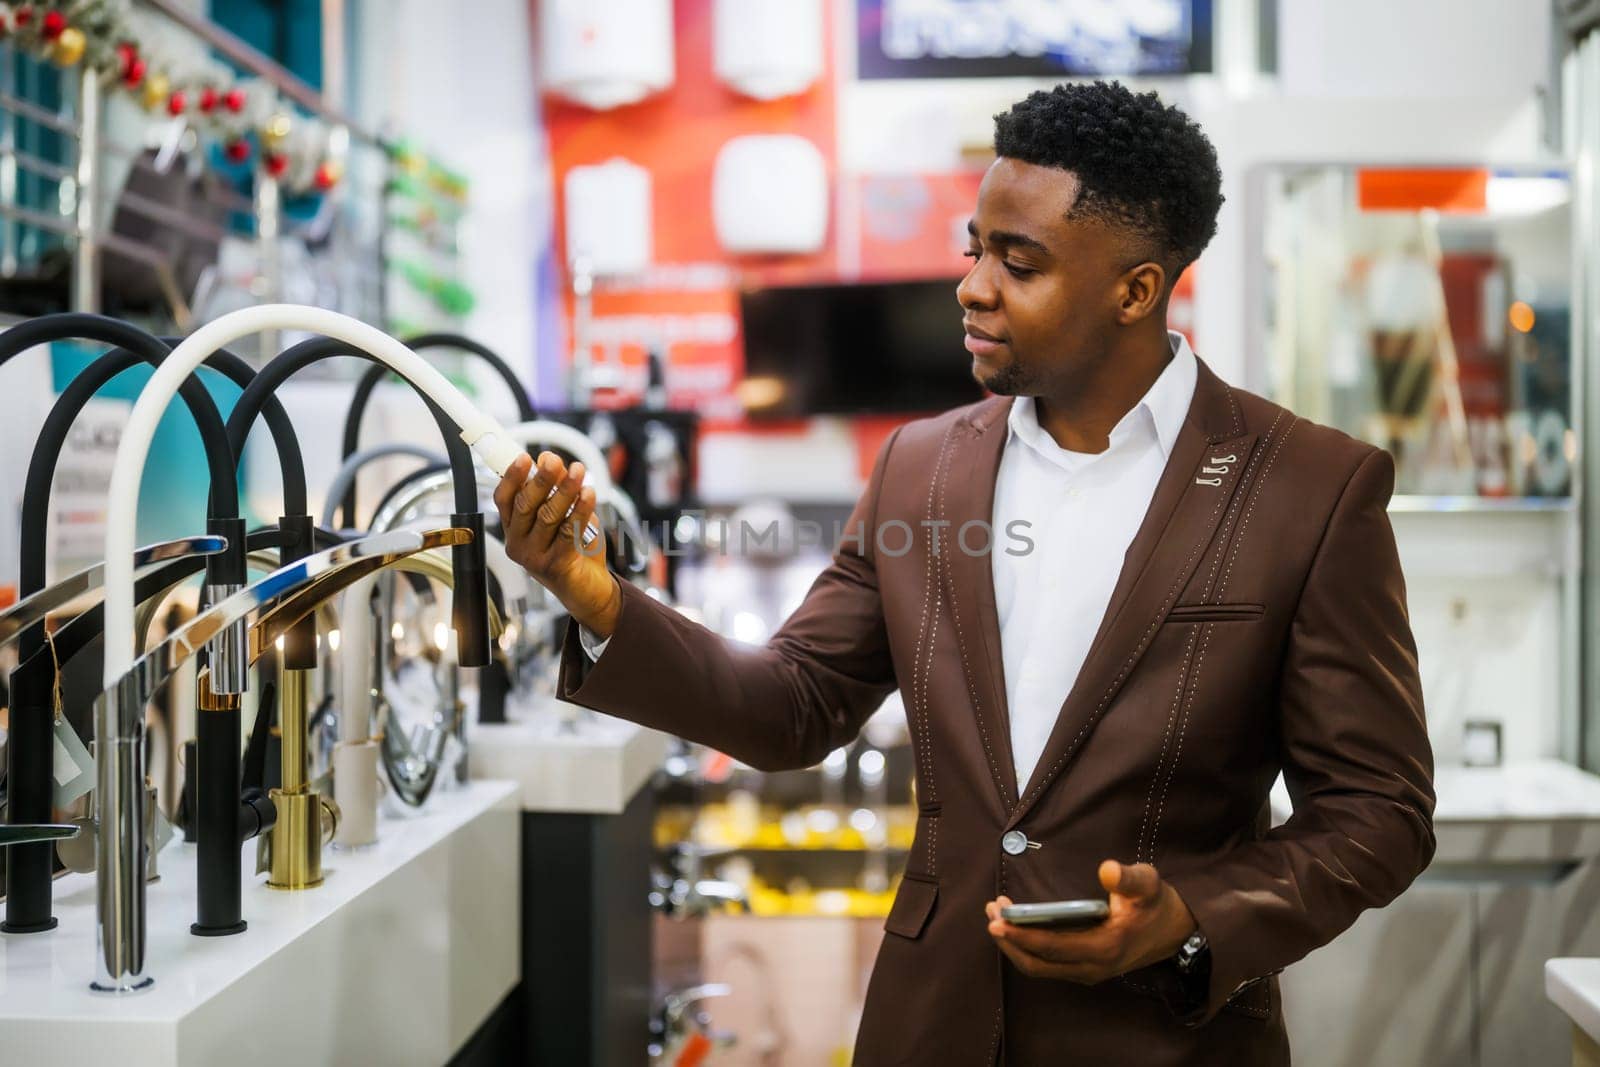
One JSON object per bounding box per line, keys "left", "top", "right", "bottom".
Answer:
{"left": 313, "top": 163, "right": 340, "bottom": 190}
{"left": 41, "top": 10, "right": 65, "bottom": 39}
{"left": 223, "top": 88, "right": 246, "bottom": 113}
{"left": 166, "top": 90, "right": 186, "bottom": 116}
{"left": 264, "top": 153, "right": 289, "bottom": 178}
{"left": 124, "top": 57, "right": 146, "bottom": 88}
{"left": 15, "top": 7, "right": 33, "bottom": 27}
{"left": 224, "top": 139, "right": 251, "bottom": 164}
{"left": 199, "top": 86, "right": 218, "bottom": 112}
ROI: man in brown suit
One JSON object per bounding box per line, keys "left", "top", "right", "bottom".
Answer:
{"left": 494, "top": 81, "right": 1435, "bottom": 1066}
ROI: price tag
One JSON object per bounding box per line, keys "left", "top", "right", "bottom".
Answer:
{"left": 51, "top": 717, "right": 95, "bottom": 808}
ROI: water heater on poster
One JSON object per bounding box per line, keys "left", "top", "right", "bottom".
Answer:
{"left": 540, "top": 0, "right": 675, "bottom": 111}
{"left": 713, "top": 0, "right": 824, "bottom": 100}
{"left": 713, "top": 135, "right": 829, "bottom": 255}
{"left": 564, "top": 158, "right": 653, "bottom": 275}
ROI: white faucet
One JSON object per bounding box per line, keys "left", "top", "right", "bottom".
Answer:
{"left": 93, "top": 305, "right": 520, "bottom": 994}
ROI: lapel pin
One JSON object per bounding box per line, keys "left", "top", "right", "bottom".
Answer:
{"left": 1196, "top": 453, "right": 1237, "bottom": 486}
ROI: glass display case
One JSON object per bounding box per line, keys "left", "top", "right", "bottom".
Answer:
{"left": 1257, "top": 164, "right": 1573, "bottom": 502}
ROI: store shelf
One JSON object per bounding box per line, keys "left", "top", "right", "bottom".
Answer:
{"left": 0, "top": 781, "right": 519, "bottom": 1067}
{"left": 1388, "top": 495, "right": 1575, "bottom": 514}
{"left": 469, "top": 707, "right": 669, "bottom": 814}
{"left": 689, "top": 845, "right": 911, "bottom": 855}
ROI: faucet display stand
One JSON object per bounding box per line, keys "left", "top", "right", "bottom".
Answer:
{"left": 0, "top": 782, "right": 518, "bottom": 1067}
{"left": 468, "top": 703, "right": 668, "bottom": 1067}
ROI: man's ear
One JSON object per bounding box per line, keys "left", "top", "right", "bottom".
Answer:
{"left": 1116, "top": 261, "right": 1167, "bottom": 326}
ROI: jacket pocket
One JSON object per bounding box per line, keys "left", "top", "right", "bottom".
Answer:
{"left": 1220, "top": 975, "right": 1274, "bottom": 1021}
{"left": 1164, "top": 603, "right": 1265, "bottom": 624}
{"left": 884, "top": 874, "right": 938, "bottom": 940}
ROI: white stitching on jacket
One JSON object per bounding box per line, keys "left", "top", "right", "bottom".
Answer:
{"left": 1148, "top": 622, "right": 1213, "bottom": 861}
{"left": 1135, "top": 624, "right": 1199, "bottom": 863}
{"left": 939, "top": 424, "right": 1010, "bottom": 811}
{"left": 911, "top": 426, "right": 954, "bottom": 822}
{"left": 1218, "top": 417, "right": 1300, "bottom": 599}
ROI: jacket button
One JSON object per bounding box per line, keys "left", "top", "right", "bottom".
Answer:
{"left": 1001, "top": 830, "right": 1029, "bottom": 856}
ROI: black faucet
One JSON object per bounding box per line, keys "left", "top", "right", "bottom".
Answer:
{"left": 0, "top": 313, "right": 306, "bottom": 936}
{"left": 224, "top": 334, "right": 533, "bottom": 670}
{"left": 0, "top": 315, "right": 236, "bottom": 933}
{"left": 333, "top": 333, "right": 537, "bottom": 529}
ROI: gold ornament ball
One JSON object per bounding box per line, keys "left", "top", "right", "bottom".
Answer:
{"left": 141, "top": 73, "right": 171, "bottom": 111}
{"left": 50, "top": 27, "right": 87, "bottom": 67}
{"left": 262, "top": 113, "right": 292, "bottom": 148}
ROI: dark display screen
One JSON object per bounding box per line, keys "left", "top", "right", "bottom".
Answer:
{"left": 739, "top": 279, "right": 987, "bottom": 418}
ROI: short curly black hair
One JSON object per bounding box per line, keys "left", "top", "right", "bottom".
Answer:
{"left": 993, "top": 81, "right": 1223, "bottom": 281}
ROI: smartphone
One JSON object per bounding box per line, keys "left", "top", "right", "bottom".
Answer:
{"left": 999, "top": 899, "right": 1110, "bottom": 930}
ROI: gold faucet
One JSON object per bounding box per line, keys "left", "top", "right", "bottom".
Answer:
{"left": 265, "top": 668, "right": 337, "bottom": 889}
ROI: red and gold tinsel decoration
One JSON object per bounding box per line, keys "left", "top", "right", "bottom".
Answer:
{"left": 1, "top": 1, "right": 347, "bottom": 194}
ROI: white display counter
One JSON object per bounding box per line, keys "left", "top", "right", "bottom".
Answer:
{"left": 0, "top": 780, "right": 519, "bottom": 1067}
{"left": 470, "top": 701, "right": 669, "bottom": 814}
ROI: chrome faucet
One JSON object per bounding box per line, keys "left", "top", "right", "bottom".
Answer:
{"left": 651, "top": 842, "right": 751, "bottom": 918}
{"left": 649, "top": 983, "right": 737, "bottom": 1065}
{"left": 93, "top": 528, "right": 466, "bottom": 990}
{"left": 94, "top": 305, "right": 522, "bottom": 993}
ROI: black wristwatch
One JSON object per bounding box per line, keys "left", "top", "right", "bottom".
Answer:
{"left": 1171, "top": 931, "right": 1211, "bottom": 1023}
{"left": 1175, "top": 930, "right": 1209, "bottom": 975}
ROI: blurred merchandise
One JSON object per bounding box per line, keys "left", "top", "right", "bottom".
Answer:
{"left": 712, "top": 135, "right": 829, "bottom": 255}
{"left": 539, "top": 0, "right": 675, "bottom": 111}
{"left": 713, "top": 0, "right": 824, "bottom": 101}
{"left": 1261, "top": 165, "right": 1573, "bottom": 498}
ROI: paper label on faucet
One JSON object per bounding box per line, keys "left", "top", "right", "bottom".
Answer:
{"left": 52, "top": 718, "right": 96, "bottom": 808}
{"left": 46, "top": 395, "right": 129, "bottom": 583}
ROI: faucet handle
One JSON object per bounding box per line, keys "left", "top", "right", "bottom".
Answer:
{"left": 0, "top": 823, "right": 80, "bottom": 847}
{"left": 318, "top": 795, "right": 341, "bottom": 846}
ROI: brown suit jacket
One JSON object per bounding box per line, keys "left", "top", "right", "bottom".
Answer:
{"left": 556, "top": 358, "right": 1436, "bottom": 1066}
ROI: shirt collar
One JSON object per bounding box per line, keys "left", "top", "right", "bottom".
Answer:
{"left": 1006, "top": 330, "right": 1198, "bottom": 462}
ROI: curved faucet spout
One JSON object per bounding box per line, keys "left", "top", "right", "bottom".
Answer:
{"left": 0, "top": 536, "right": 226, "bottom": 652}
{"left": 92, "top": 526, "right": 466, "bottom": 991}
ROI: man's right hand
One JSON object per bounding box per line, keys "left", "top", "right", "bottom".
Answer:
{"left": 493, "top": 451, "right": 622, "bottom": 638}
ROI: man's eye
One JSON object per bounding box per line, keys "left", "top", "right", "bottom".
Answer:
{"left": 962, "top": 250, "right": 981, "bottom": 260}
{"left": 1004, "top": 262, "right": 1036, "bottom": 278}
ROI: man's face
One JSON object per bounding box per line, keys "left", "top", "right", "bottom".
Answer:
{"left": 957, "top": 157, "right": 1144, "bottom": 396}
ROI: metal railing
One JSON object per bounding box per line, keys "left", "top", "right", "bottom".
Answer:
{"left": 0, "top": 1, "right": 390, "bottom": 344}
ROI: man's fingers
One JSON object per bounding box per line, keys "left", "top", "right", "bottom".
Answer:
{"left": 991, "top": 920, "right": 1117, "bottom": 966}
{"left": 533, "top": 460, "right": 587, "bottom": 552}
{"left": 568, "top": 485, "right": 602, "bottom": 558}
{"left": 990, "top": 933, "right": 1102, "bottom": 984}
{"left": 493, "top": 452, "right": 532, "bottom": 524}
{"left": 510, "top": 452, "right": 564, "bottom": 545}
{"left": 1102, "top": 859, "right": 1162, "bottom": 902}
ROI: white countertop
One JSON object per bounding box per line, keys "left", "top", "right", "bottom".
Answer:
{"left": 1271, "top": 759, "right": 1600, "bottom": 866}
{"left": 0, "top": 780, "right": 519, "bottom": 1067}
{"left": 1548, "top": 959, "right": 1600, "bottom": 1043}
{"left": 1272, "top": 759, "right": 1600, "bottom": 824}
{"left": 470, "top": 698, "right": 669, "bottom": 814}
{"left": 1433, "top": 760, "right": 1600, "bottom": 821}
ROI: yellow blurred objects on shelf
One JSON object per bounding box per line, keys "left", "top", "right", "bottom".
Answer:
{"left": 743, "top": 876, "right": 899, "bottom": 918}
{"left": 656, "top": 802, "right": 916, "bottom": 852}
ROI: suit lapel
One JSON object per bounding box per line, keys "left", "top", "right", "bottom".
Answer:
{"left": 1006, "top": 359, "right": 1255, "bottom": 827}
{"left": 938, "top": 397, "right": 1019, "bottom": 811}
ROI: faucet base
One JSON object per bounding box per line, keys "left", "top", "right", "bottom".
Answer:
{"left": 1, "top": 917, "right": 59, "bottom": 934}
{"left": 266, "top": 790, "right": 327, "bottom": 890}
{"left": 190, "top": 919, "right": 248, "bottom": 937}
{"left": 89, "top": 975, "right": 154, "bottom": 995}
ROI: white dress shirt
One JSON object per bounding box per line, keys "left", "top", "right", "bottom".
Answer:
{"left": 582, "top": 331, "right": 1199, "bottom": 797}
{"left": 993, "top": 330, "right": 1196, "bottom": 793}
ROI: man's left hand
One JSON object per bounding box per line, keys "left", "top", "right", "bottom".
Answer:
{"left": 984, "top": 860, "right": 1198, "bottom": 983}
